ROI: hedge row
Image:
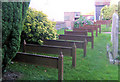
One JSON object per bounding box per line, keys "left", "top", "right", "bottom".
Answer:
{"left": 2, "top": 2, "right": 30, "bottom": 72}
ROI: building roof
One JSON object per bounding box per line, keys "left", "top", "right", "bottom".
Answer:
{"left": 95, "top": 0, "right": 111, "bottom": 5}
{"left": 83, "top": 15, "right": 94, "bottom": 17}
{"left": 64, "top": 12, "right": 80, "bottom": 13}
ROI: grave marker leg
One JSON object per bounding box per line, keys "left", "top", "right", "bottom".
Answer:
{"left": 58, "top": 52, "right": 63, "bottom": 80}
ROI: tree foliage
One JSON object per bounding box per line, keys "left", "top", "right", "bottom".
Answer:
{"left": 101, "top": 5, "right": 118, "bottom": 20}
{"left": 2, "top": 2, "right": 30, "bottom": 72}
{"left": 118, "top": 1, "right": 120, "bottom": 19}
{"left": 74, "top": 15, "right": 93, "bottom": 28}
{"left": 21, "top": 8, "right": 57, "bottom": 45}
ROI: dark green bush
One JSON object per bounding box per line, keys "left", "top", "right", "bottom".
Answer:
{"left": 74, "top": 15, "right": 93, "bottom": 28}
{"left": 2, "top": 2, "right": 30, "bottom": 72}
{"left": 21, "top": 8, "right": 57, "bottom": 45}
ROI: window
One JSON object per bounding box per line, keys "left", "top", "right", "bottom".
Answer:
{"left": 75, "top": 18, "right": 79, "bottom": 20}
{"left": 75, "top": 12, "right": 80, "bottom": 17}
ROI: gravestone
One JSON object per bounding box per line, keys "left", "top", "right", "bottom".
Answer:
{"left": 111, "top": 11, "right": 119, "bottom": 60}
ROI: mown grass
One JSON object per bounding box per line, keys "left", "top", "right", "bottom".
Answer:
{"left": 101, "top": 25, "right": 112, "bottom": 32}
{"left": 57, "top": 28, "right": 97, "bottom": 37}
{"left": 6, "top": 28, "right": 118, "bottom": 80}
{"left": 56, "top": 24, "right": 115, "bottom": 33}
{"left": 101, "top": 24, "right": 120, "bottom": 32}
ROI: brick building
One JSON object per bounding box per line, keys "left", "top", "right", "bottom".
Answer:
{"left": 95, "top": 0, "right": 111, "bottom": 20}
{"left": 63, "top": 0, "right": 111, "bottom": 29}
{"left": 64, "top": 12, "right": 81, "bottom": 29}
{"left": 64, "top": 12, "right": 95, "bottom": 29}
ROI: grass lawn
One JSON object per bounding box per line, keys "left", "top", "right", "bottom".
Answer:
{"left": 57, "top": 28, "right": 101, "bottom": 37}
{"left": 101, "top": 25, "right": 112, "bottom": 32}
{"left": 6, "top": 28, "right": 118, "bottom": 80}
{"left": 101, "top": 24, "right": 120, "bottom": 32}
{"left": 57, "top": 29, "right": 72, "bottom": 35}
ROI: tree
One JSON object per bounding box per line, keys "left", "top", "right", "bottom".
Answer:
{"left": 21, "top": 8, "right": 57, "bottom": 45}
{"left": 101, "top": 5, "right": 118, "bottom": 20}
{"left": 74, "top": 15, "right": 93, "bottom": 28}
{"left": 118, "top": 1, "right": 120, "bottom": 19}
{"left": 2, "top": 2, "right": 30, "bottom": 72}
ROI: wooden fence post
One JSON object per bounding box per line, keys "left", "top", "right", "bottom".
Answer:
{"left": 84, "top": 39, "right": 87, "bottom": 57}
{"left": 86, "top": 31, "right": 88, "bottom": 36}
{"left": 99, "top": 25, "right": 101, "bottom": 33}
{"left": 91, "top": 30, "right": 94, "bottom": 38}
{"left": 96, "top": 28, "right": 98, "bottom": 37}
{"left": 92, "top": 34, "right": 94, "bottom": 49}
{"left": 58, "top": 52, "right": 63, "bottom": 80}
{"left": 72, "top": 43, "right": 76, "bottom": 68}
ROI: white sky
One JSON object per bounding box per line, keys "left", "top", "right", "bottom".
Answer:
{"left": 29, "top": 0, "right": 95, "bottom": 21}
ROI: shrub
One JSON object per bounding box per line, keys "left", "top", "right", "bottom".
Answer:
{"left": 118, "top": 1, "right": 120, "bottom": 19}
{"left": 101, "top": 5, "right": 118, "bottom": 20}
{"left": 74, "top": 15, "right": 93, "bottom": 28}
{"left": 21, "top": 8, "right": 57, "bottom": 45}
{"left": 2, "top": 2, "right": 30, "bottom": 72}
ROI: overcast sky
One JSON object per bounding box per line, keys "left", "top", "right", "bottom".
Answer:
{"left": 29, "top": 0, "right": 119, "bottom": 21}
{"left": 29, "top": 0, "right": 95, "bottom": 21}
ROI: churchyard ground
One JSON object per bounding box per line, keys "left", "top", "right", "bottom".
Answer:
{"left": 5, "top": 25, "right": 118, "bottom": 80}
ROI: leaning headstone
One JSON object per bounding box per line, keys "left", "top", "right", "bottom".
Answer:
{"left": 111, "top": 11, "right": 119, "bottom": 60}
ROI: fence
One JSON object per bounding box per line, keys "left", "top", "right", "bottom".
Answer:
{"left": 94, "top": 20, "right": 112, "bottom": 27}
{"left": 64, "top": 30, "right": 88, "bottom": 36}
{"left": 79, "top": 25, "right": 98, "bottom": 37}
{"left": 43, "top": 39, "right": 87, "bottom": 57}
{"left": 83, "top": 24, "right": 101, "bottom": 33}
{"left": 23, "top": 42, "right": 76, "bottom": 67}
{"left": 59, "top": 34, "right": 94, "bottom": 49}
{"left": 13, "top": 52, "right": 63, "bottom": 80}
{"left": 73, "top": 28, "right": 94, "bottom": 37}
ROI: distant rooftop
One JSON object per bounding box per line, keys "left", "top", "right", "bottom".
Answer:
{"left": 95, "top": 0, "right": 111, "bottom": 6}
{"left": 64, "top": 12, "right": 81, "bottom": 13}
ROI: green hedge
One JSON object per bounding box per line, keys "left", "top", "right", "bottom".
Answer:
{"left": 2, "top": 2, "right": 30, "bottom": 72}
{"left": 21, "top": 8, "right": 57, "bottom": 45}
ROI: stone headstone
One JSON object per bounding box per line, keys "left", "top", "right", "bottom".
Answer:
{"left": 111, "top": 12, "right": 119, "bottom": 59}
